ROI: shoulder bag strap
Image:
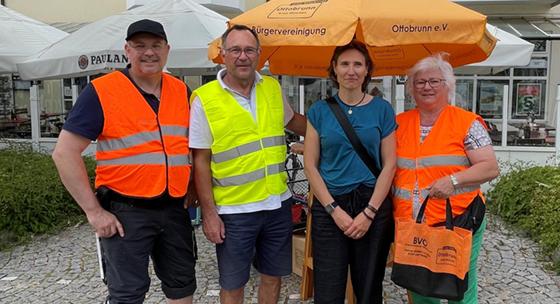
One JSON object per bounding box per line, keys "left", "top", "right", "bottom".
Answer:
{"left": 326, "top": 96, "right": 381, "bottom": 178}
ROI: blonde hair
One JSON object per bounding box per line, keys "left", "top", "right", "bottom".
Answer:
{"left": 406, "top": 53, "right": 455, "bottom": 102}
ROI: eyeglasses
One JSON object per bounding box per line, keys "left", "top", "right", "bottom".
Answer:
{"left": 128, "top": 43, "right": 165, "bottom": 53}
{"left": 413, "top": 78, "right": 446, "bottom": 89}
{"left": 224, "top": 47, "right": 259, "bottom": 57}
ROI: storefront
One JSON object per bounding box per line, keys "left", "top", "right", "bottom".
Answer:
{"left": 1, "top": 0, "right": 559, "bottom": 165}
{"left": 0, "top": 0, "right": 228, "bottom": 152}
{"left": 449, "top": 1, "right": 560, "bottom": 164}
{"left": 0, "top": 73, "right": 207, "bottom": 154}
{"left": 278, "top": 3, "right": 560, "bottom": 166}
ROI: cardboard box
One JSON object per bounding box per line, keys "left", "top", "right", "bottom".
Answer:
{"left": 292, "top": 232, "right": 306, "bottom": 276}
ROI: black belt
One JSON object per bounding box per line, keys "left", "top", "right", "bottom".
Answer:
{"left": 97, "top": 186, "right": 184, "bottom": 209}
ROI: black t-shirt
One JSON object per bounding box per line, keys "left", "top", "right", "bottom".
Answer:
{"left": 63, "top": 69, "right": 190, "bottom": 140}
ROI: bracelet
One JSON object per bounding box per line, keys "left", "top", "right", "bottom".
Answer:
{"left": 362, "top": 210, "right": 374, "bottom": 221}
{"left": 366, "top": 204, "right": 378, "bottom": 214}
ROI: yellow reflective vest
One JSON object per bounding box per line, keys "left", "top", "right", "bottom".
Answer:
{"left": 191, "top": 76, "right": 288, "bottom": 206}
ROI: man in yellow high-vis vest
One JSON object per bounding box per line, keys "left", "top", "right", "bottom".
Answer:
{"left": 190, "top": 25, "right": 306, "bottom": 304}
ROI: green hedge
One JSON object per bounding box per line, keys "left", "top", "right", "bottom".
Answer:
{"left": 0, "top": 145, "right": 95, "bottom": 250}
{"left": 487, "top": 163, "right": 560, "bottom": 272}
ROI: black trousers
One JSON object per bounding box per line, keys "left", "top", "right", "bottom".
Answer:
{"left": 311, "top": 185, "right": 394, "bottom": 304}
{"left": 100, "top": 198, "right": 197, "bottom": 304}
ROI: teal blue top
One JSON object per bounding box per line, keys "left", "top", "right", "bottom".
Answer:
{"left": 307, "top": 94, "right": 396, "bottom": 196}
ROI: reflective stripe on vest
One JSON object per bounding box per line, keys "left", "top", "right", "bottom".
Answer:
{"left": 212, "top": 135, "right": 285, "bottom": 163}
{"left": 212, "top": 162, "right": 286, "bottom": 187}
{"left": 397, "top": 155, "right": 471, "bottom": 169}
{"left": 392, "top": 185, "right": 479, "bottom": 201}
{"left": 97, "top": 126, "right": 189, "bottom": 152}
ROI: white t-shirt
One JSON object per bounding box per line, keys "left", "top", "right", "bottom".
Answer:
{"left": 189, "top": 69, "right": 294, "bottom": 214}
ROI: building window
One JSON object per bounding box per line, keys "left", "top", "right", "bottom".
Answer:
{"left": 455, "top": 79, "right": 474, "bottom": 111}
{"left": 511, "top": 79, "right": 547, "bottom": 120}
{"left": 527, "top": 39, "right": 547, "bottom": 52}
{"left": 513, "top": 57, "right": 547, "bottom": 77}
{"left": 39, "top": 79, "right": 65, "bottom": 138}
{"left": 0, "top": 74, "right": 31, "bottom": 139}
{"left": 454, "top": 40, "right": 552, "bottom": 148}
{"left": 476, "top": 79, "right": 508, "bottom": 119}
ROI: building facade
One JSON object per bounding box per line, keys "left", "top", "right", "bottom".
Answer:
{"left": 0, "top": 0, "right": 242, "bottom": 151}
{"left": 278, "top": 0, "right": 560, "bottom": 165}
{"left": 1, "top": 0, "right": 560, "bottom": 165}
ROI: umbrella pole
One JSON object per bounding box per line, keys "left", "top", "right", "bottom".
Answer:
{"left": 555, "top": 85, "right": 560, "bottom": 164}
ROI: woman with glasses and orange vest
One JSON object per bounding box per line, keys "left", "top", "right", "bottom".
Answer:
{"left": 392, "top": 53, "right": 499, "bottom": 304}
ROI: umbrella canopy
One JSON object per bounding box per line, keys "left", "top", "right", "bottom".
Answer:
{"left": 456, "top": 24, "right": 534, "bottom": 74}
{"left": 17, "top": 0, "right": 228, "bottom": 80}
{"left": 0, "top": 5, "right": 67, "bottom": 73}
{"left": 209, "top": 0, "right": 497, "bottom": 77}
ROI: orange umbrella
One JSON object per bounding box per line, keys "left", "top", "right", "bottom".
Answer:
{"left": 209, "top": 0, "right": 497, "bottom": 77}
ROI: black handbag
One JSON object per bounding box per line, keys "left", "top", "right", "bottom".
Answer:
{"left": 326, "top": 96, "right": 381, "bottom": 178}
{"left": 433, "top": 194, "right": 486, "bottom": 233}
{"left": 453, "top": 195, "right": 486, "bottom": 232}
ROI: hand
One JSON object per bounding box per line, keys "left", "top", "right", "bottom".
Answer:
{"left": 331, "top": 207, "right": 353, "bottom": 233}
{"left": 184, "top": 191, "right": 199, "bottom": 209}
{"left": 184, "top": 180, "right": 199, "bottom": 208}
{"left": 289, "top": 142, "right": 304, "bottom": 155}
{"left": 345, "top": 212, "right": 372, "bottom": 239}
{"left": 202, "top": 209, "right": 225, "bottom": 244}
{"left": 87, "top": 208, "right": 124, "bottom": 238}
{"left": 429, "top": 176, "right": 455, "bottom": 199}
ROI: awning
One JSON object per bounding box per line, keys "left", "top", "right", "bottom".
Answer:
{"left": 455, "top": 23, "right": 534, "bottom": 74}
{"left": 16, "top": 0, "right": 228, "bottom": 80}
{"left": 0, "top": 5, "right": 68, "bottom": 73}
{"left": 490, "top": 18, "right": 560, "bottom": 39}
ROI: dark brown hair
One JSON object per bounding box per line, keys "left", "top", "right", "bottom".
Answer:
{"left": 221, "top": 24, "right": 260, "bottom": 49}
{"left": 327, "top": 40, "right": 374, "bottom": 92}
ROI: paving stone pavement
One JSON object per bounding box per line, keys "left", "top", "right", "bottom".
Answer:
{"left": 0, "top": 214, "right": 559, "bottom": 303}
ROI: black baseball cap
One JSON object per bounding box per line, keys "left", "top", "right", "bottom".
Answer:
{"left": 126, "top": 19, "right": 167, "bottom": 42}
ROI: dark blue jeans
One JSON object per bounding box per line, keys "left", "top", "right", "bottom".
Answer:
{"left": 311, "top": 185, "right": 394, "bottom": 304}
{"left": 216, "top": 199, "right": 293, "bottom": 290}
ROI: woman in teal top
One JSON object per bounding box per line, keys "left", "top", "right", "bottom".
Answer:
{"left": 303, "top": 40, "right": 397, "bottom": 304}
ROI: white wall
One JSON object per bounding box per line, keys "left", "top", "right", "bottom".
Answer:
{"left": 127, "top": 0, "right": 245, "bottom": 15}
{"left": 5, "top": 0, "right": 126, "bottom": 23}
{"left": 455, "top": 1, "right": 558, "bottom": 15}
{"left": 495, "top": 148, "right": 556, "bottom": 166}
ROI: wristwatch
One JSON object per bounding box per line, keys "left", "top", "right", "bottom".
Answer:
{"left": 450, "top": 174, "right": 460, "bottom": 189}
{"left": 324, "top": 201, "right": 339, "bottom": 215}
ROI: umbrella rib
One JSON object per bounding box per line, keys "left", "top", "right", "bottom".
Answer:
{"left": 422, "top": 44, "right": 433, "bottom": 56}
{"left": 266, "top": 46, "right": 281, "bottom": 60}
{"left": 261, "top": 46, "right": 282, "bottom": 70}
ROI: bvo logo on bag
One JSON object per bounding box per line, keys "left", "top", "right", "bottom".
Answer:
{"left": 391, "top": 196, "right": 472, "bottom": 301}
{"left": 413, "top": 236, "right": 428, "bottom": 247}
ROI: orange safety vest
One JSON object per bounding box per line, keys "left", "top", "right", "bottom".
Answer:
{"left": 92, "top": 71, "right": 191, "bottom": 198}
{"left": 393, "top": 105, "right": 485, "bottom": 226}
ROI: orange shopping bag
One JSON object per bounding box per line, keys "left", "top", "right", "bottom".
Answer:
{"left": 391, "top": 196, "right": 472, "bottom": 301}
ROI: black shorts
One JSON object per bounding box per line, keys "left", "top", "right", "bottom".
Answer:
{"left": 100, "top": 198, "right": 196, "bottom": 303}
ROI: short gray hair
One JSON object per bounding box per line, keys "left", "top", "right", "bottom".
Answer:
{"left": 406, "top": 53, "right": 455, "bottom": 102}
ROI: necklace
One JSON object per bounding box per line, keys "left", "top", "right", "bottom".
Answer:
{"left": 342, "top": 92, "right": 366, "bottom": 115}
